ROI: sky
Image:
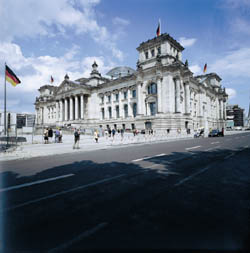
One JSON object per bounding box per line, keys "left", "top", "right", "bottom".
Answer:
{"left": 0, "top": 0, "right": 250, "bottom": 116}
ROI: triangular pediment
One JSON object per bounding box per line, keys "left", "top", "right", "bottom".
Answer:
{"left": 56, "top": 80, "right": 80, "bottom": 95}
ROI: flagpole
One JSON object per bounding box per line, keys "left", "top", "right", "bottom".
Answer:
{"left": 4, "top": 62, "right": 6, "bottom": 136}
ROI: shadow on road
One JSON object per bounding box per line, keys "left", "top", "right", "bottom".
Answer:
{"left": 1, "top": 147, "right": 250, "bottom": 251}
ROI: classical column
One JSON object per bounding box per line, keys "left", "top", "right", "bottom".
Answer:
{"left": 59, "top": 100, "right": 63, "bottom": 121}
{"left": 223, "top": 102, "right": 227, "bottom": 120}
{"left": 175, "top": 77, "right": 181, "bottom": 113}
{"left": 56, "top": 101, "right": 59, "bottom": 122}
{"left": 220, "top": 100, "right": 223, "bottom": 119}
{"left": 65, "top": 98, "right": 68, "bottom": 121}
{"left": 119, "top": 90, "right": 123, "bottom": 118}
{"left": 198, "top": 93, "right": 203, "bottom": 117}
{"left": 157, "top": 78, "right": 162, "bottom": 113}
{"left": 75, "top": 96, "right": 79, "bottom": 120}
{"left": 128, "top": 91, "right": 132, "bottom": 117}
{"left": 69, "top": 97, "right": 73, "bottom": 121}
{"left": 80, "top": 94, "right": 84, "bottom": 119}
{"left": 137, "top": 84, "right": 142, "bottom": 115}
{"left": 184, "top": 82, "right": 190, "bottom": 114}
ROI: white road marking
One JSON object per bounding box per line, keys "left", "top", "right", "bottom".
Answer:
{"left": 132, "top": 158, "right": 144, "bottom": 162}
{"left": 0, "top": 174, "right": 74, "bottom": 193}
{"left": 174, "top": 165, "right": 211, "bottom": 187}
{"left": 185, "top": 146, "right": 201, "bottom": 151}
{"left": 205, "top": 146, "right": 220, "bottom": 151}
{"left": 132, "top": 153, "right": 165, "bottom": 162}
{"left": 155, "top": 153, "right": 166, "bottom": 157}
{"left": 48, "top": 222, "right": 108, "bottom": 253}
{"left": 211, "top": 141, "right": 220, "bottom": 144}
{"left": 2, "top": 174, "right": 125, "bottom": 212}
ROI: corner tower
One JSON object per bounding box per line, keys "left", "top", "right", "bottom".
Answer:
{"left": 136, "top": 33, "right": 184, "bottom": 70}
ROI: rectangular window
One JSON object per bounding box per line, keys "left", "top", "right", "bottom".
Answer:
{"left": 157, "top": 47, "right": 161, "bottom": 55}
{"left": 149, "top": 102, "right": 156, "bottom": 116}
{"left": 115, "top": 93, "right": 119, "bottom": 101}
{"left": 151, "top": 49, "right": 155, "bottom": 57}
{"left": 116, "top": 105, "right": 119, "bottom": 118}
{"left": 108, "top": 95, "right": 111, "bottom": 103}
{"left": 108, "top": 107, "right": 112, "bottom": 119}
{"left": 133, "top": 103, "right": 137, "bottom": 117}
{"left": 124, "top": 91, "right": 127, "bottom": 99}
{"left": 124, "top": 104, "right": 128, "bottom": 118}
{"left": 145, "top": 51, "right": 148, "bottom": 59}
{"left": 101, "top": 97, "right": 104, "bottom": 104}
{"left": 101, "top": 108, "right": 105, "bottom": 119}
{"left": 132, "top": 89, "right": 136, "bottom": 98}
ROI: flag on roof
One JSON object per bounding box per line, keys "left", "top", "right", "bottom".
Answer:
{"left": 5, "top": 65, "right": 21, "bottom": 87}
{"left": 203, "top": 63, "right": 207, "bottom": 73}
{"left": 156, "top": 19, "right": 161, "bottom": 37}
{"left": 51, "top": 75, "right": 54, "bottom": 83}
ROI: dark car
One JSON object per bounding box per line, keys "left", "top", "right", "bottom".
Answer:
{"left": 209, "top": 129, "right": 223, "bottom": 137}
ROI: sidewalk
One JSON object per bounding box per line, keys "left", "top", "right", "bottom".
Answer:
{"left": 0, "top": 132, "right": 192, "bottom": 161}
{"left": 0, "top": 130, "right": 245, "bottom": 162}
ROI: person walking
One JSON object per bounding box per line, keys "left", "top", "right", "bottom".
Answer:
{"left": 94, "top": 130, "right": 99, "bottom": 143}
{"left": 44, "top": 128, "right": 49, "bottom": 144}
{"left": 120, "top": 128, "right": 124, "bottom": 140}
{"left": 48, "top": 128, "right": 53, "bottom": 143}
{"left": 73, "top": 128, "right": 80, "bottom": 149}
{"left": 59, "top": 128, "right": 63, "bottom": 143}
{"left": 55, "top": 129, "right": 60, "bottom": 143}
{"left": 111, "top": 128, "right": 116, "bottom": 140}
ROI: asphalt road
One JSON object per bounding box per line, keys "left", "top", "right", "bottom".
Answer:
{"left": 1, "top": 133, "right": 250, "bottom": 251}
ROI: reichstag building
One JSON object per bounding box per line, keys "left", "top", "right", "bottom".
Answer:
{"left": 35, "top": 33, "right": 228, "bottom": 135}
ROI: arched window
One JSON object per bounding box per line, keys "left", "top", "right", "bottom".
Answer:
{"left": 148, "top": 83, "right": 157, "bottom": 94}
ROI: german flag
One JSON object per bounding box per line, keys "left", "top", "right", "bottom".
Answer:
{"left": 203, "top": 63, "right": 207, "bottom": 73}
{"left": 5, "top": 65, "right": 21, "bottom": 87}
{"left": 156, "top": 19, "right": 161, "bottom": 37}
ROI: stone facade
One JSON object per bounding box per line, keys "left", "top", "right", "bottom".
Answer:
{"left": 35, "top": 33, "right": 228, "bottom": 136}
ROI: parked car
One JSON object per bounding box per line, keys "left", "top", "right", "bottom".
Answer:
{"left": 208, "top": 129, "right": 223, "bottom": 137}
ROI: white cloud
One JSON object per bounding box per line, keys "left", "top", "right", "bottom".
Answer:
{"left": 210, "top": 47, "right": 250, "bottom": 78}
{"left": 0, "top": 0, "right": 124, "bottom": 60}
{"left": 179, "top": 37, "right": 197, "bottom": 47}
{"left": 189, "top": 64, "right": 202, "bottom": 75}
{"left": 226, "top": 88, "right": 237, "bottom": 99}
{"left": 0, "top": 42, "right": 114, "bottom": 94}
{"left": 113, "top": 17, "right": 130, "bottom": 26}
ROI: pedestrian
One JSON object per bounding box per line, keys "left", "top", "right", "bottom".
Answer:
{"left": 94, "top": 130, "right": 99, "bottom": 143}
{"left": 55, "top": 129, "right": 60, "bottom": 143}
{"left": 44, "top": 128, "right": 49, "bottom": 144}
{"left": 105, "top": 129, "right": 108, "bottom": 139}
{"left": 133, "top": 129, "right": 136, "bottom": 137}
{"left": 48, "top": 128, "right": 53, "bottom": 143}
{"left": 108, "top": 128, "right": 112, "bottom": 137}
{"left": 59, "top": 128, "right": 63, "bottom": 143}
{"left": 73, "top": 128, "right": 80, "bottom": 149}
{"left": 111, "top": 128, "right": 116, "bottom": 139}
{"left": 120, "top": 129, "right": 124, "bottom": 140}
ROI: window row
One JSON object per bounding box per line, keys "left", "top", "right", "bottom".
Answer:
{"left": 101, "top": 103, "right": 137, "bottom": 119}
{"left": 100, "top": 89, "right": 137, "bottom": 104}
{"left": 145, "top": 47, "right": 161, "bottom": 60}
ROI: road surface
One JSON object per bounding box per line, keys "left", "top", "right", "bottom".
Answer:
{"left": 1, "top": 132, "right": 250, "bottom": 251}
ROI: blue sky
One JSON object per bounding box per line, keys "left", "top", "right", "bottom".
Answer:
{"left": 0, "top": 0, "right": 250, "bottom": 116}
